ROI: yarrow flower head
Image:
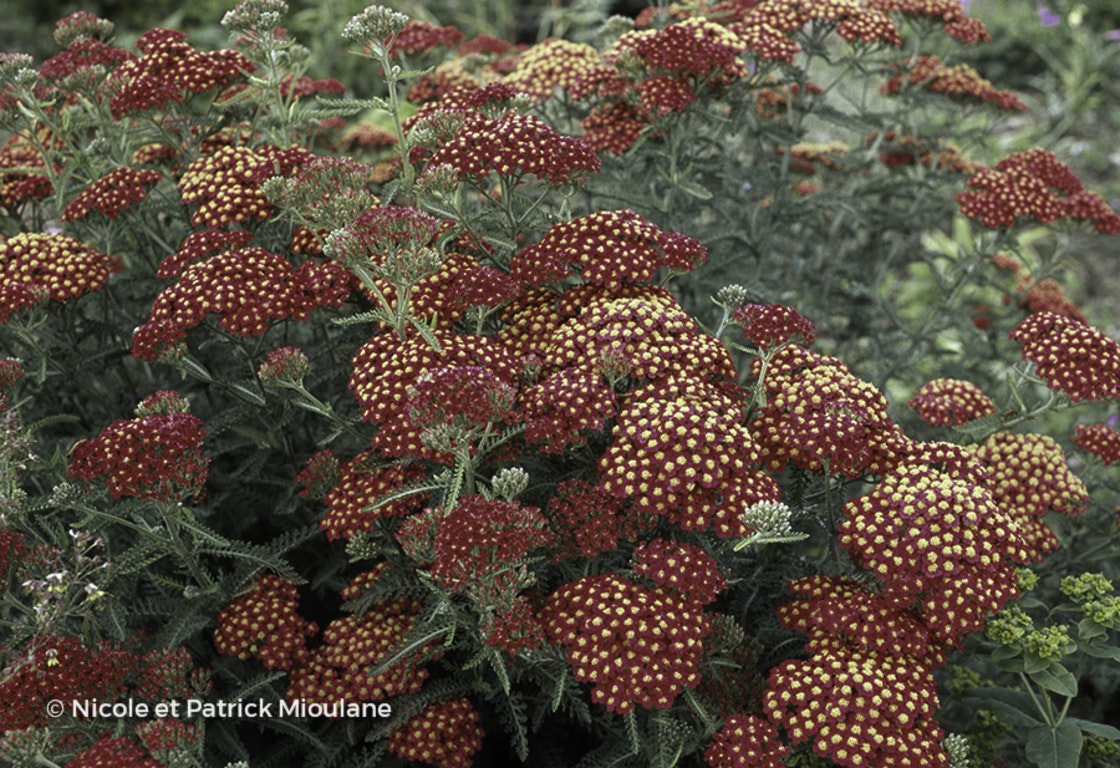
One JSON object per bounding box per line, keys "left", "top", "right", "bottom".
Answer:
{"left": 907, "top": 378, "right": 996, "bottom": 426}
{"left": 883, "top": 55, "right": 1026, "bottom": 111}
{"left": 420, "top": 111, "right": 601, "bottom": 186}
{"left": 221, "top": 0, "right": 289, "bottom": 36}
{"left": 52, "top": 11, "right": 115, "bottom": 46}
{"left": 0, "top": 233, "right": 115, "bottom": 316}
{"left": 510, "top": 210, "right": 707, "bottom": 288}
{"left": 971, "top": 432, "right": 1088, "bottom": 561}
{"left": 957, "top": 148, "right": 1120, "bottom": 233}
{"left": 734, "top": 303, "right": 816, "bottom": 350}
{"left": 1010, "top": 312, "right": 1120, "bottom": 402}
{"left": 213, "top": 574, "right": 318, "bottom": 670}
{"left": 67, "top": 735, "right": 160, "bottom": 768}
{"left": 633, "top": 538, "right": 727, "bottom": 607}
{"left": 61, "top": 166, "right": 163, "bottom": 222}
{"left": 258, "top": 346, "right": 310, "bottom": 386}
{"left": 108, "top": 28, "right": 252, "bottom": 118}
{"left": 428, "top": 495, "right": 549, "bottom": 596}
{"left": 67, "top": 403, "right": 209, "bottom": 501}
{"left": 321, "top": 451, "right": 428, "bottom": 540}
{"left": 704, "top": 713, "right": 789, "bottom": 768}
{"left": 134, "top": 389, "right": 191, "bottom": 416}
{"left": 342, "top": 5, "right": 410, "bottom": 53}
{"left": 1072, "top": 423, "right": 1120, "bottom": 466}
{"left": 542, "top": 572, "right": 713, "bottom": 713}
{"left": 386, "top": 699, "right": 484, "bottom": 768}
{"left": 502, "top": 38, "right": 607, "bottom": 102}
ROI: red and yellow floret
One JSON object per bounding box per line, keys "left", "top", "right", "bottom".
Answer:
{"left": 906, "top": 378, "right": 996, "bottom": 427}
{"left": 212, "top": 574, "right": 318, "bottom": 671}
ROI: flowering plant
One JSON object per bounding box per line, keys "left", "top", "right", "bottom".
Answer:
{"left": 2, "top": 2, "right": 1120, "bottom": 768}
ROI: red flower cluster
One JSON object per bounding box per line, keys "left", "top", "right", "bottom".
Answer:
{"left": 735, "top": 303, "right": 816, "bottom": 350}
{"left": 407, "top": 364, "right": 519, "bottom": 434}
{"left": 906, "top": 378, "right": 996, "bottom": 426}
{"left": 109, "top": 28, "right": 251, "bottom": 117}
{"left": 0, "top": 635, "right": 136, "bottom": 730}
{"left": 883, "top": 55, "right": 1025, "bottom": 110}
{"left": 614, "top": 17, "right": 749, "bottom": 82}
{"left": 542, "top": 572, "right": 713, "bottom": 713}
{"left": 0, "top": 134, "right": 54, "bottom": 210}
{"left": 390, "top": 19, "right": 465, "bottom": 57}
{"left": 386, "top": 699, "right": 484, "bottom": 768}
{"left": 731, "top": 0, "right": 901, "bottom": 64}
{"left": 546, "top": 478, "right": 651, "bottom": 559}
{"left": 521, "top": 364, "right": 617, "bottom": 453}
{"left": 599, "top": 377, "right": 780, "bottom": 537}
{"left": 633, "top": 538, "right": 727, "bottom": 607}
{"left": 510, "top": 209, "right": 708, "bottom": 288}
{"left": 1010, "top": 311, "right": 1120, "bottom": 402}
{"left": 957, "top": 148, "right": 1120, "bottom": 233}
{"left": 68, "top": 403, "right": 209, "bottom": 501}
{"left": 348, "top": 330, "right": 520, "bottom": 460}
{"left": 135, "top": 718, "right": 199, "bottom": 758}
{"left": 1072, "top": 423, "right": 1120, "bottom": 466}
{"left": 321, "top": 452, "right": 428, "bottom": 540}
{"left": 503, "top": 38, "right": 607, "bottom": 101}
{"left": 156, "top": 229, "right": 255, "bottom": 278}
{"left": 132, "top": 645, "right": 211, "bottom": 702}
{"left": 61, "top": 166, "right": 163, "bottom": 222}
{"left": 970, "top": 432, "right": 1087, "bottom": 561}
{"left": 428, "top": 495, "right": 549, "bottom": 594}
{"left": 764, "top": 636, "right": 947, "bottom": 768}
{"left": 704, "top": 713, "right": 789, "bottom": 768}
{"left": 839, "top": 463, "right": 1026, "bottom": 642}
{"left": 178, "top": 144, "right": 311, "bottom": 228}
{"left": 39, "top": 37, "right": 133, "bottom": 83}
{"left": 547, "top": 287, "right": 732, "bottom": 381}
{"left": 286, "top": 589, "right": 437, "bottom": 704}
{"left": 868, "top": 0, "right": 989, "bottom": 42}
{"left": 212, "top": 574, "right": 318, "bottom": 670}
{"left": 422, "top": 111, "right": 600, "bottom": 186}
{"left": 751, "top": 346, "right": 901, "bottom": 477}
{"left": 257, "top": 346, "right": 310, "bottom": 385}
{"left": 0, "top": 233, "right": 115, "bottom": 314}
{"left": 132, "top": 246, "right": 351, "bottom": 359}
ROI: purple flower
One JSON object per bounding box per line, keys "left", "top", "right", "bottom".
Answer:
{"left": 1038, "top": 5, "right": 1062, "bottom": 26}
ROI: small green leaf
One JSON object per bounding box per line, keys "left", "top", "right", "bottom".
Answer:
{"left": 1025, "top": 722, "right": 1083, "bottom": 768}
{"left": 1028, "top": 664, "right": 1078, "bottom": 698}
{"left": 675, "top": 179, "right": 714, "bottom": 200}
{"left": 962, "top": 688, "right": 1043, "bottom": 726}
{"left": 1080, "top": 639, "right": 1120, "bottom": 661}
{"left": 1065, "top": 718, "right": 1120, "bottom": 741}
{"left": 1077, "top": 617, "right": 1108, "bottom": 642}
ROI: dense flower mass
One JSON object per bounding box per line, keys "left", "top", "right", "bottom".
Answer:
{"left": 957, "top": 148, "right": 1120, "bottom": 233}
{"left": 1010, "top": 312, "right": 1120, "bottom": 402}
{"left": 734, "top": 303, "right": 816, "bottom": 350}
{"left": 1072, "top": 423, "right": 1120, "bottom": 466}
{"left": 502, "top": 38, "right": 606, "bottom": 101}
{"left": 883, "top": 55, "right": 1026, "bottom": 111}
{"left": 971, "top": 432, "right": 1088, "bottom": 561}
{"left": 386, "top": 698, "right": 484, "bottom": 768}
{"left": 132, "top": 246, "right": 350, "bottom": 359}
{"left": 178, "top": 145, "right": 311, "bottom": 227}
{"left": 633, "top": 538, "right": 727, "bottom": 607}
{"left": 542, "top": 572, "right": 713, "bottom": 713}
{"left": 510, "top": 209, "right": 708, "bottom": 288}
{"left": 906, "top": 378, "right": 996, "bottom": 426}
{"left": 67, "top": 405, "right": 209, "bottom": 500}
{"left": 421, "top": 111, "right": 601, "bottom": 185}
{"left": 67, "top": 735, "right": 160, "bottom": 768}
{"left": 321, "top": 452, "right": 428, "bottom": 539}
{"left": 109, "top": 28, "right": 251, "bottom": 117}
{"left": 428, "top": 495, "right": 549, "bottom": 594}
{"left": 0, "top": 233, "right": 115, "bottom": 309}
{"left": 60, "top": 166, "right": 163, "bottom": 221}
{"left": 212, "top": 575, "right": 318, "bottom": 671}
{"left": 704, "top": 713, "right": 789, "bottom": 768}
{"left": 751, "top": 345, "right": 901, "bottom": 477}
{"left": 0, "top": 636, "right": 136, "bottom": 731}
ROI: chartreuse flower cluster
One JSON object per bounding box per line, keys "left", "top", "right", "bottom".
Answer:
{"left": 4, "top": 1, "right": 1120, "bottom": 767}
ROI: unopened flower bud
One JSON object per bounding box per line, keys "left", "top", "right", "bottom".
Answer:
{"left": 491, "top": 467, "right": 529, "bottom": 501}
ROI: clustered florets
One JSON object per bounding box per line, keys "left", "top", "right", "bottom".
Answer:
{"left": 212, "top": 574, "right": 318, "bottom": 670}
{"left": 906, "top": 378, "right": 996, "bottom": 426}
{"left": 1010, "top": 311, "right": 1120, "bottom": 402}
{"left": 542, "top": 572, "right": 713, "bottom": 713}
{"left": 386, "top": 698, "right": 484, "bottom": 768}
{"left": 67, "top": 397, "right": 209, "bottom": 501}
